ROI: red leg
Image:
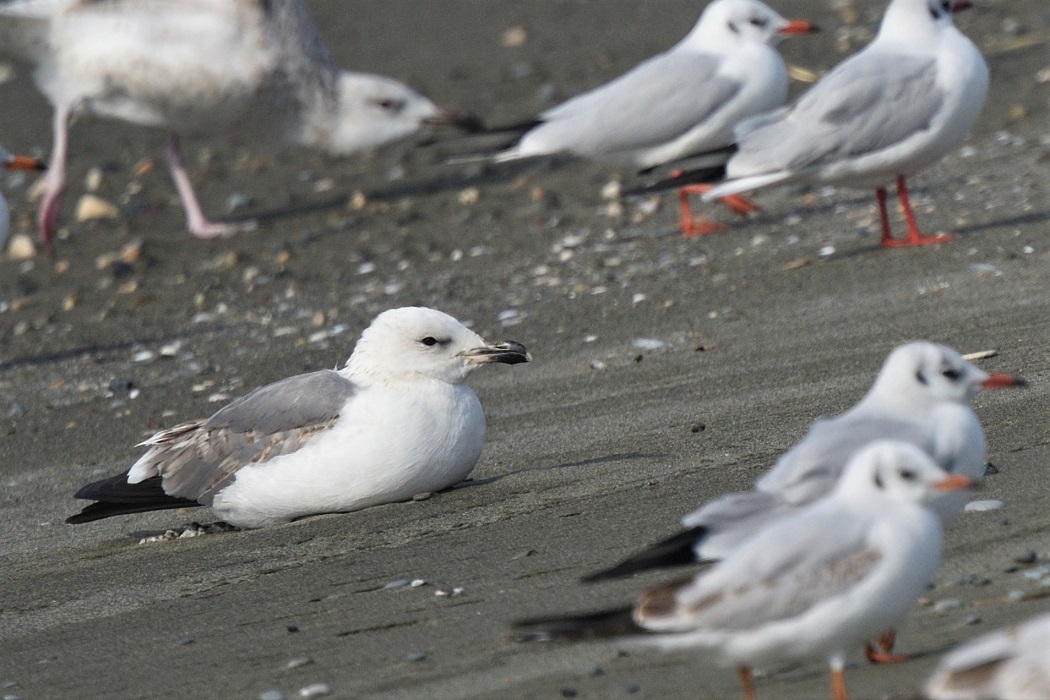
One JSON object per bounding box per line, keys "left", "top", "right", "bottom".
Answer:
{"left": 737, "top": 666, "right": 756, "bottom": 700}
{"left": 881, "top": 176, "right": 956, "bottom": 248}
{"left": 830, "top": 667, "right": 849, "bottom": 700}
{"left": 166, "top": 133, "right": 255, "bottom": 238}
{"left": 674, "top": 179, "right": 758, "bottom": 237}
{"left": 864, "top": 629, "right": 912, "bottom": 664}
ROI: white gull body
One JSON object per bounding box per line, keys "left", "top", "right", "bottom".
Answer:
{"left": 703, "top": 0, "right": 988, "bottom": 246}
{"left": 519, "top": 442, "right": 973, "bottom": 700}
{"left": 926, "top": 611, "right": 1050, "bottom": 700}
{"left": 68, "top": 307, "right": 529, "bottom": 528}
{"left": 583, "top": 342, "right": 1021, "bottom": 582}
{"left": 0, "top": 0, "right": 462, "bottom": 245}
{"left": 495, "top": 0, "right": 812, "bottom": 169}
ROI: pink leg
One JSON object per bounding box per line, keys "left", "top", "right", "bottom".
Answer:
{"left": 166, "top": 133, "right": 253, "bottom": 238}
{"left": 39, "top": 102, "right": 73, "bottom": 252}
{"left": 881, "top": 176, "right": 956, "bottom": 248}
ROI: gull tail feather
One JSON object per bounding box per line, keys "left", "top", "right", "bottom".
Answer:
{"left": 66, "top": 472, "right": 200, "bottom": 524}
{"left": 702, "top": 172, "right": 792, "bottom": 201}
{"left": 581, "top": 525, "right": 708, "bottom": 583}
{"left": 511, "top": 606, "right": 647, "bottom": 643}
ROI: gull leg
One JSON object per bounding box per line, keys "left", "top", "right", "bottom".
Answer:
{"left": 830, "top": 656, "right": 849, "bottom": 700}
{"left": 166, "top": 133, "right": 253, "bottom": 238}
{"left": 737, "top": 665, "right": 756, "bottom": 700}
{"left": 39, "top": 101, "right": 73, "bottom": 252}
{"left": 881, "top": 176, "right": 956, "bottom": 248}
{"left": 864, "top": 629, "right": 911, "bottom": 664}
{"left": 675, "top": 180, "right": 758, "bottom": 237}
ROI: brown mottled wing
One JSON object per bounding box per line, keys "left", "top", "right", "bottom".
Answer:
{"left": 636, "top": 515, "right": 881, "bottom": 633}
{"left": 139, "top": 370, "right": 357, "bottom": 504}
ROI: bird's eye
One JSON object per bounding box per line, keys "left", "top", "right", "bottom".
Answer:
{"left": 942, "top": 367, "right": 963, "bottom": 381}
{"left": 373, "top": 98, "right": 406, "bottom": 113}
{"left": 749, "top": 17, "right": 767, "bottom": 27}
{"left": 420, "top": 336, "right": 438, "bottom": 347}
{"left": 899, "top": 469, "right": 917, "bottom": 481}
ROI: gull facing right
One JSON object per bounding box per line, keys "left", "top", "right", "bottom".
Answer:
{"left": 0, "top": 0, "right": 477, "bottom": 249}
{"left": 642, "top": 0, "right": 988, "bottom": 247}
{"left": 515, "top": 441, "right": 974, "bottom": 700}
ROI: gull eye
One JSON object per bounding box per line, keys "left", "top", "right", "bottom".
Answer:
{"left": 942, "top": 367, "right": 963, "bottom": 381}
{"left": 749, "top": 17, "right": 767, "bottom": 27}
{"left": 373, "top": 98, "right": 406, "bottom": 113}
{"left": 899, "top": 469, "right": 917, "bottom": 481}
{"left": 420, "top": 336, "right": 439, "bottom": 347}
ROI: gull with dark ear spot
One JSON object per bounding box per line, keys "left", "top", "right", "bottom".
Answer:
{"left": 516, "top": 442, "right": 973, "bottom": 700}
{"left": 0, "top": 0, "right": 480, "bottom": 250}
{"left": 66, "top": 307, "right": 529, "bottom": 529}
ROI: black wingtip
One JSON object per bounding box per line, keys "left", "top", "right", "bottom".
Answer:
{"left": 581, "top": 526, "right": 707, "bottom": 583}
{"left": 624, "top": 166, "right": 727, "bottom": 198}
{"left": 511, "top": 606, "right": 644, "bottom": 643}
{"left": 67, "top": 472, "right": 200, "bottom": 524}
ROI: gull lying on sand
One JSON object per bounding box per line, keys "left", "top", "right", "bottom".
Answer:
{"left": 67, "top": 307, "right": 529, "bottom": 529}
{"left": 515, "top": 442, "right": 974, "bottom": 700}
{"left": 0, "top": 0, "right": 479, "bottom": 249}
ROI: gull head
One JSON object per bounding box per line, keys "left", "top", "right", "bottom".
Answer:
{"left": 838, "top": 440, "right": 974, "bottom": 505}
{"left": 328, "top": 72, "right": 444, "bottom": 154}
{"left": 686, "top": 0, "right": 817, "bottom": 49}
{"left": 881, "top": 0, "right": 971, "bottom": 39}
{"left": 345, "top": 307, "right": 530, "bottom": 385}
{"left": 872, "top": 341, "right": 1024, "bottom": 407}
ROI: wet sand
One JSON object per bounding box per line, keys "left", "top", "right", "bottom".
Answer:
{"left": 1, "top": 1, "right": 1049, "bottom": 698}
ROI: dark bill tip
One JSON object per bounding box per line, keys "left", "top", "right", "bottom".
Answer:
{"left": 422, "top": 109, "right": 487, "bottom": 134}
{"left": 463, "top": 340, "right": 531, "bottom": 365}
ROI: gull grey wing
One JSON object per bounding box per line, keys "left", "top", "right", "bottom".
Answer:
{"left": 538, "top": 51, "right": 740, "bottom": 154}
{"left": 143, "top": 369, "right": 357, "bottom": 502}
{"left": 732, "top": 54, "right": 941, "bottom": 174}
{"left": 637, "top": 514, "right": 879, "bottom": 632}
{"left": 757, "top": 416, "right": 932, "bottom": 503}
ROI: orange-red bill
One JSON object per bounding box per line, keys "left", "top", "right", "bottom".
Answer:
{"left": 934, "top": 474, "right": 976, "bottom": 492}
{"left": 4, "top": 155, "right": 46, "bottom": 172}
{"left": 952, "top": 1, "right": 974, "bottom": 13}
{"left": 981, "top": 373, "right": 1026, "bottom": 390}
{"left": 780, "top": 20, "right": 819, "bottom": 35}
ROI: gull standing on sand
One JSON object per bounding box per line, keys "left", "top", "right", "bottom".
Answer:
{"left": 585, "top": 342, "right": 1023, "bottom": 584}
{"left": 66, "top": 307, "right": 530, "bottom": 529}
{"left": 0, "top": 143, "right": 46, "bottom": 245}
{"left": 926, "top": 611, "right": 1050, "bottom": 700}
{"left": 0, "top": 0, "right": 478, "bottom": 249}
{"left": 515, "top": 442, "right": 974, "bottom": 700}
{"left": 636, "top": 0, "right": 988, "bottom": 247}
{"left": 466, "top": 0, "right": 816, "bottom": 236}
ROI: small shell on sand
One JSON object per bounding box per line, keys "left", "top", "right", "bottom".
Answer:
{"left": 75, "top": 194, "right": 120, "bottom": 222}
{"left": 8, "top": 233, "right": 35, "bottom": 260}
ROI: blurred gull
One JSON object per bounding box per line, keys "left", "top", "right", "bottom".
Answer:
{"left": 585, "top": 342, "right": 1024, "bottom": 583}
{"left": 463, "top": 0, "right": 816, "bottom": 235}
{"left": 635, "top": 0, "right": 988, "bottom": 247}
{"left": 515, "top": 442, "right": 974, "bottom": 700}
{"left": 0, "top": 0, "right": 479, "bottom": 249}
{"left": 66, "top": 307, "right": 529, "bottom": 529}
{"left": 926, "top": 611, "right": 1050, "bottom": 700}
{"left": 0, "top": 142, "right": 46, "bottom": 246}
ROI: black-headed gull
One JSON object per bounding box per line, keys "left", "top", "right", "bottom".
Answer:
{"left": 0, "top": 0, "right": 478, "bottom": 249}
{"left": 463, "top": 0, "right": 816, "bottom": 236}
{"left": 586, "top": 342, "right": 1022, "bottom": 584}
{"left": 0, "top": 143, "right": 46, "bottom": 245}
{"left": 66, "top": 307, "right": 529, "bottom": 529}
{"left": 515, "top": 441, "right": 974, "bottom": 700}
{"left": 636, "top": 0, "right": 988, "bottom": 247}
{"left": 926, "top": 611, "right": 1050, "bottom": 700}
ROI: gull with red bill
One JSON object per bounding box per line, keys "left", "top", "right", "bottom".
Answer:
{"left": 515, "top": 441, "right": 975, "bottom": 700}
{"left": 453, "top": 0, "right": 816, "bottom": 236}
{"left": 634, "top": 0, "right": 987, "bottom": 247}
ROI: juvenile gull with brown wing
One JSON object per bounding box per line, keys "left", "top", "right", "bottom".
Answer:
{"left": 67, "top": 307, "right": 529, "bottom": 529}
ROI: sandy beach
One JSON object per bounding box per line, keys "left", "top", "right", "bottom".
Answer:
{"left": 1, "top": 1, "right": 1049, "bottom": 698}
